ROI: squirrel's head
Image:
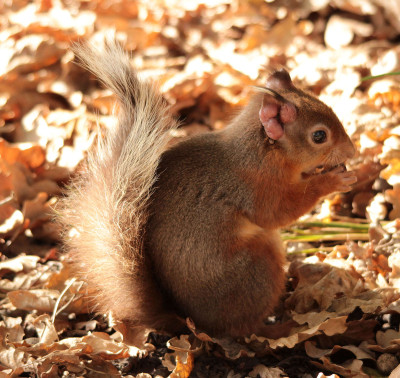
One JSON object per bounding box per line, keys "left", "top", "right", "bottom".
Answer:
{"left": 256, "top": 68, "right": 355, "bottom": 177}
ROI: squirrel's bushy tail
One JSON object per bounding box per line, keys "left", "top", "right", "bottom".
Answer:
{"left": 60, "top": 40, "right": 178, "bottom": 332}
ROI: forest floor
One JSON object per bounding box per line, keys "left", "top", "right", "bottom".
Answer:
{"left": 1, "top": 0, "right": 400, "bottom": 377}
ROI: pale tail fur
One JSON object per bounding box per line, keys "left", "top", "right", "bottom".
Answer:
{"left": 60, "top": 40, "right": 177, "bottom": 323}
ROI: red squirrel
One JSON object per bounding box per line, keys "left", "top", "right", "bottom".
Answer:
{"left": 61, "top": 40, "right": 356, "bottom": 342}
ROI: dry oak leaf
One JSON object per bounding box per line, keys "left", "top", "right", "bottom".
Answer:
{"left": 26, "top": 351, "right": 84, "bottom": 377}
{"left": 22, "top": 192, "right": 54, "bottom": 229}
{"left": 7, "top": 289, "right": 59, "bottom": 312}
{"left": 164, "top": 335, "right": 195, "bottom": 377}
{"left": 31, "top": 314, "right": 59, "bottom": 345}
{"left": 248, "top": 364, "right": 285, "bottom": 378}
{"left": 47, "top": 276, "right": 90, "bottom": 316}
{"left": 0, "top": 139, "right": 45, "bottom": 169}
{"left": 305, "top": 341, "right": 378, "bottom": 376}
{"left": 0, "top": 170, "right": 14, "bottom": 199}
{"left": 388, "top": 251, "right": 400, "bottom": 288}
{"left": 286, "top": 261, "right": 363, "bottom": 313}
{"left": 59, "top": 332, "right": 131, "bottom": 360}
{"left": 35, "top": 165, "right": 71, "bottom": 183}
{"left": 324, "top": 15, "right": 372, "bottom": 49}
{"left": 216, "top": 337, "right": 257, "bottom": 359}
{"left": 312, "top": 356, "right": 369, "bottom": 378}
{"left": 1, "top": 35, "right": 64, "bottom": 77}
{"left": 0, "top": 327, "right": 32, "bottom": 371}
{"left": 380, "top": 158, "right": 400, "bottom": 187}
{"left": 292, "top": 311, "right": 344, "bottom": 330}
{"left": 368, "top": 329, "right": 400, "bottom": 353}
{"left": 0, "top": 162, "right": 61, "bottom": 208}
{"left": 0, "top": 324, "right": 24, "bottom": 344}
{"left": 188, "top": 315, "right": 257, "bottom": 360}
{"left": 389, "top": 364, "right": 400, "bottom": 378}
{"left": 17, "top": 331, "right": 134, "bottom": 376}
{"left": 0, "top": 205, "right": 23, "bottom": 239}
{"left": 385, "top": 184, "right": 400, "bottom": 220}
{"left": 380, "top": 135, "right": 400, "bottom": 161}
{"left": 0, "top": 268, "right": 54, "bottom": 292}
{"left": 34, "top": 354, "right": 120, "bottom": 377}
{"left": 45, "top": 263, "right": 74, "bottom": 291}
{"left": 248, "top": 316, "right": 348, "bottom": 350}
{"left": 305, "top": 341, "right": 375, "bottom": 361}
{"left": 0, "top": 161, "right": 38, "bottom": 203}
{"left": 0, "top": 345, "right": 33, "bottom": 372}
{"left": 328, "top": 289, "right": 390, "bottom": 316}
{"left": 0, "top": 254, "right": 40, "bottom": 275}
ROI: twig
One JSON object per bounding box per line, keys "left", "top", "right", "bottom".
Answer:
{"left": 361, "top": 71, "right": 400, "bottom": 81}
{"left": 283, "top": 233, "right": 369, "bottom": 242}
{"left": 51, "top": 277, "right": 77, "bottom": 323}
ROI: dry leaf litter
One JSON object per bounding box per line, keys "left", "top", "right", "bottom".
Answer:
{"left": 1, "top": 0, "right": 400, "bottom": 376}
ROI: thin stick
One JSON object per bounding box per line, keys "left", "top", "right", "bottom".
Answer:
{"left": 361, "top": 71, "right": 400, "bottom": 81}
{"left": 51, "top": 277, "right": 77, "bottom": 323}
{"left": 287, "top": 247, "right": 335, "bottom": 255}
{"left": 283, "top": 233, "right": 369, "bottom": 242}
{"left": 295, "top": 221, "right": 369, "bottom": 231}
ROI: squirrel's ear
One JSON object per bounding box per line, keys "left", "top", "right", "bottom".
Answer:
{"left": 266, "top": 68, "right": 294, "bottom": 91}
{"left": 254, "top": 69, "right": 297, "bottom": 141}
{"left": 258, "top": 91, "right": 297, "bottom": 140}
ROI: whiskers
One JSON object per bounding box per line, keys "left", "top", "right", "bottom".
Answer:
{"left": 324, "top": 149, "right": 345, "bottom": 168}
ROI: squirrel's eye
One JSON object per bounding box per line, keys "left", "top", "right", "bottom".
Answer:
{"left": 312, "top": 130, "right": 327, "bottom": 144}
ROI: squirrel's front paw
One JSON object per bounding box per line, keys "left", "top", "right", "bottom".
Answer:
{"left": 325, "top": 166, "right": 357, "bottom": 193}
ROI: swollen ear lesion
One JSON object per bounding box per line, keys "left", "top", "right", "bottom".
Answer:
{"left": 254, "top": 68, "right": 298, "bottom": 141}
{"left": 258, "top": 93, "right": 297, "bottom": 141}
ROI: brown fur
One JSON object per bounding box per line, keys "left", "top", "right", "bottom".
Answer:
{"left": 60, "top": 40, "right": 356, "bottom": 341}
